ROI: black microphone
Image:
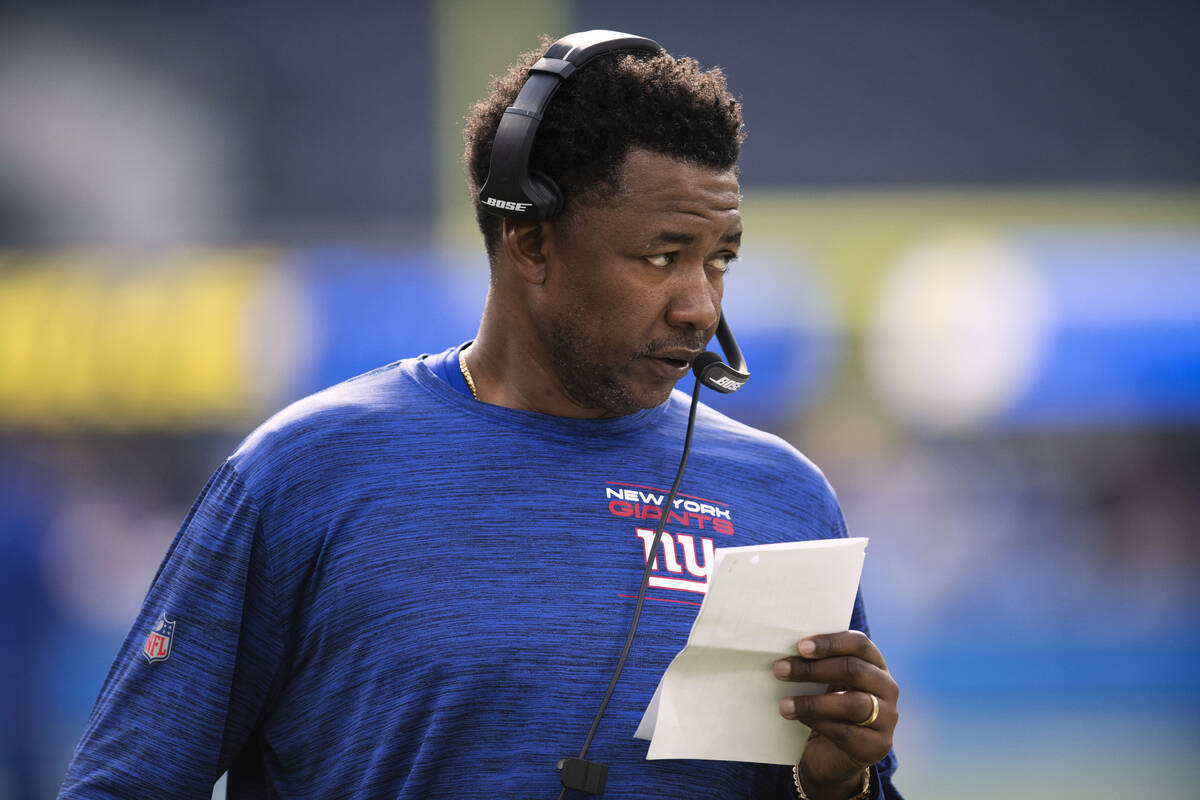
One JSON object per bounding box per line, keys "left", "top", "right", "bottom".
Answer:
{"left": 693, "top": 313, "right": 749, "bottom": 394}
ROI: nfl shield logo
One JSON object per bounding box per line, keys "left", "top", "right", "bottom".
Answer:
{"left": 143, "top": 615, "right": 175, "bottom": 663}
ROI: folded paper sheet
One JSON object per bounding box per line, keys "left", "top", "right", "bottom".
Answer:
{"left": 634, "top": 537, "right": 868, "bottom": 765}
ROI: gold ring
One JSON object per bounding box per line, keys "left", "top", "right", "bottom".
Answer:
{"left": 856, "top": 693, "right": 880, "bottom": 727}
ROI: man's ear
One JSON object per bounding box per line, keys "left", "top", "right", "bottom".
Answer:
{"left": 500, "top": 219, "right": 550, "bottom": 285}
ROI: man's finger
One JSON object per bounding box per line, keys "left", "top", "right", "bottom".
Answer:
{"left": 796, "top": 630, "right": 887, "bottom": 670}
{"left": 773, "top": 655, "right": 897, "bottom": 700}
{"left": 779, "top": 690, "right": 889, "bottom": 729}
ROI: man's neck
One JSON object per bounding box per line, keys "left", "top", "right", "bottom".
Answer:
{"left": 465, "top": 307, "right": 614, "bottom": 419}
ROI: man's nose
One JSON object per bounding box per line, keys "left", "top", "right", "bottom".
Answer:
{"left": 665, "top": 261, "right": 721, "bottom": 332}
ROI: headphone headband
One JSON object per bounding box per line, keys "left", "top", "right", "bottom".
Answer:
{"left": 477, "top": 30, "right": 662, "bottom": 221}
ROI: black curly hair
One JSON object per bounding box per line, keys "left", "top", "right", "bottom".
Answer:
{"left": 463, "top": 37, "right": 745, "bottom": 262}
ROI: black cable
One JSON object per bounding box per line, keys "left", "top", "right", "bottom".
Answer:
{"left": 557, "top": 377, "right": 704, "bottom": 799}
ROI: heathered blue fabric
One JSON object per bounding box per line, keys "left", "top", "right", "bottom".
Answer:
{"left": 60, "top": 347, "right": 901, "bottom": 799}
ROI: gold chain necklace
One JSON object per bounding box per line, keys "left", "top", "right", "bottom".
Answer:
{"left": 457, "top": 347, "right": 479, "bottom": 400}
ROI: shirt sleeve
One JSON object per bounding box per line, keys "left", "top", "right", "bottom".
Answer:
{"left": 58, "top": 461, "right": 285, "bottom": 799}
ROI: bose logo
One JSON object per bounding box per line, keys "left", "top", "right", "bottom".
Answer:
{"left": 710, "top": 375, "right": 742, "bottom": 391}
{"left": 482, "top": 197, "right": 533, "bottom": 212}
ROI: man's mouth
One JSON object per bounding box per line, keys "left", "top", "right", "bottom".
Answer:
{"left": 643, "top": 349, "right": 703, "bottom": 379}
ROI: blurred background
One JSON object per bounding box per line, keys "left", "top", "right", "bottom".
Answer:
{"left": 1, "top": 1, "right": 1198, "bottom": 797}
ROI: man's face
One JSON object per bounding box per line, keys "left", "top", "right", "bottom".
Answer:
{"left": 538, "top": 148, "right": 742, "bottom": 416}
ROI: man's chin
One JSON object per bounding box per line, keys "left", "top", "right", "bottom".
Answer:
{"left": 611, "top": 380, "right": 678, "bottom": 415}
{"left": 573, "top": 380, "right": 671, "bottom": 417}
{"left": 559, "top": 359, "right": 682, "bottom": 416}
{"left": 644, "top": 381, "right": 680, "bottom": 408}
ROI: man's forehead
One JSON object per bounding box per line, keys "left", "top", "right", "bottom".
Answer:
{"left": 601, "top": 150, "right": 741, "bottom": 218}
{"left": 642, "top": 227, "right": 742, "bottom": 246}
{"left": 557, "top": 148, "right": 741, "bottom": 244}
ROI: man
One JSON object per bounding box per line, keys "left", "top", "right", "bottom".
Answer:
{"left": 60, "top": 32, "right": 900, "bottom": 799}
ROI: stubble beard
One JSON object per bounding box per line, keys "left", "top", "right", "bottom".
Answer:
{"left": 545, "top": 312, "right": 651, "bottom": 416}
{"left": 544, "top": 305, "right": 707, "bottom": 417}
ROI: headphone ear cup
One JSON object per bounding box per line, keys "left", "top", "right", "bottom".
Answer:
{"left": 527, "top": 169, "right": 564, "bottom": 219}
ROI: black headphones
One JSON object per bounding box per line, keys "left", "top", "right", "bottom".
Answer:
{"left": 478, "top": 29, "right": 749, "bottom": 396}
{"left": 478, "top": 30, "right": 661, "bottom": 221}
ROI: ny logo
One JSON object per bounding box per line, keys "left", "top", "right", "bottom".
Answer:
{"left": 634, "top": 529, "right": 715, "bottom": 594}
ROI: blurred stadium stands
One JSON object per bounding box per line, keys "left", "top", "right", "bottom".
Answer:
{"left": 1, "top": 1, "right": 1197, "bottom": 798}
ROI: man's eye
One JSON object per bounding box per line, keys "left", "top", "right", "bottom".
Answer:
{"left": 645, "top": 254, "right": 673, "bottom": 268}
{"left": 708, "top": 254, "right": 738, "bottom": 273}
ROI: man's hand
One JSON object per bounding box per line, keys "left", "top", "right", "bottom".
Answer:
{"left": 772, "top": 631, "right": 898, "bottom": 799}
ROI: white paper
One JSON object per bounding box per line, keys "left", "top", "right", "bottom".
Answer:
{"left": 635, "top": 537, "right": 867, "bottom": 765}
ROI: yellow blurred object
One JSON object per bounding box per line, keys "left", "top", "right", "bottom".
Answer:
{"left": 0, "top": 249, "right": 276, "bottom": 431}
